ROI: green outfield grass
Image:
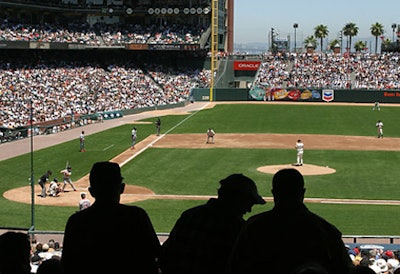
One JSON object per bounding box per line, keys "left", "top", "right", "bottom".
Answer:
{"left": 1, "top": 103, "right": 400, "bottom": 235}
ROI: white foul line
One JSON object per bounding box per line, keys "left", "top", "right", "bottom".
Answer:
{"left": 103, "top": 144, "right": 115, "bottom": 151}
{"left": 120, "top": 102, "right": 211, "bottom": 167}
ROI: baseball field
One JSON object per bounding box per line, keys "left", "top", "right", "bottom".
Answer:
{"left": 1, "top": 101, "right": 400, "bottom": 237}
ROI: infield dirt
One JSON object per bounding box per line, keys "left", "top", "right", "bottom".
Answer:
{"left": 3, "top": 102, "right": 400, "bottom": 206}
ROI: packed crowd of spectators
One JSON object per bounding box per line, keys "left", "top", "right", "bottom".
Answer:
{"left": 0, "top": 21, "right": 101, "bottom": 45}
{"left": 256, "top": 52, "right": 400, "bottom": 90}
{"left": 0, "top": 20, "right": 205, "bottom": 46}
{"left": 28, "top": 242, "right": 400, "bottom": 273}
{"left": 0, "top": 59, "right": 210, "bottom": 130}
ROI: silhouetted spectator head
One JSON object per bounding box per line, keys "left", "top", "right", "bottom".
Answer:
{"left": 34, "top": 242, "right": 43, "bottom": 253}
{"left": 89, "top": 161, "right": 124, "bottom": 203}
{"left": 55, "top": 241, "right": 61, "bottom": 250}
{"left": 218, "top": 173, "right": 265, "bottom": 214}
{"left": 272, "top": 168, "right": 305, "bottom": 205}
{"left": 36, "top": 257, "right": 62, "bottom": 274}
{"left": 0, "top": 231, "right": 31, "bottom": 274}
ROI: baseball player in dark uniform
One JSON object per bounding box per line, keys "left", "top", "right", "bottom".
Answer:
{"left": 155, "top": 118, "right": 161, "bottom": 136}
{"left": 38, "top": 170, "right": 52, "bottom": 198}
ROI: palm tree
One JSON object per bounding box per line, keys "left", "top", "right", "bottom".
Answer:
{"left": 342, "top": 22, "right": 359, "bottom": 52}
{"left": 314, "top": 24, "right": 329, "bottom": 52}
{"left": 304, "top": 35, "right": 317, "bottom": 49}
{"left": 329, "top": 39, "right": 340, "bottom": 52}
{"left": 382, "top": 38, "right": 394, "bottom": 52}
{"left": 370, "top": 22, "right": 384, "bottom": 54}
{"left": 354, "top": 40, "right": 366, "bottom": 52}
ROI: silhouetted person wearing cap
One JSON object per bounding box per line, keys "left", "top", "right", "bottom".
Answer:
{"left": 159, "top": 173, "right": 265, "bottom": 274}
{"left": 61, "top": 161, "right": 160, "bottom": 274}
{"left": 228, "top": 168, "right": 354, "bottom": 274}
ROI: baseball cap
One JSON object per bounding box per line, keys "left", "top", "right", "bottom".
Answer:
{"left": 219, "top": 174, "right": 266, "bottom": 205}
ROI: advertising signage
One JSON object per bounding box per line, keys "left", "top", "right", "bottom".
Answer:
{"left": 126, "top": 44, "right": 149, "bottom": 50}
{"left": 233, "top": 61, "right": 261, "bottom": 71}
{"left": 126, "top": 44, "right": 200, "bottom": 51}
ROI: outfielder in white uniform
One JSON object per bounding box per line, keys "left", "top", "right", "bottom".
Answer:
{"left": 373, "top": 101, "right": 380, "bottom": 111}
{"left": 131, "top": 127, "right": 137, "bottom": 149}
{"left": 295, "top": 139, "right": 304, "bottom": 166}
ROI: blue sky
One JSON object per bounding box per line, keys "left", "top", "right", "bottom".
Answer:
{"left": 234, "top": 0, "right": 400, "bottom": 44}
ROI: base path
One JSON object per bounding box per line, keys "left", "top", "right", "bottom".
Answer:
{"left": 5, "top": 131, "right": 400, "bottom": 206}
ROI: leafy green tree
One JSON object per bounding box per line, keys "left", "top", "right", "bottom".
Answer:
{"left": 304, "top": 35, "right": 317, "bottom": 49}
{"left": 314, "top": 24, "right": 329, "bottom": 52}
{"left": 329, "top": 39, "right": 340, "bottom": 51}
{"left": 343, "top": 22, "right": 359, "bottom": 52}
{"left": 381, "top": 38, "right": 394, "bottom": 52}
{"left": 354, "top": 40, "right": 366, "bottom": 52}
{"left": 370, "top": 22, "right": 384, "bottom": 53}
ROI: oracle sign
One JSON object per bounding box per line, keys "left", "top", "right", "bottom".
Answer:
{"left": 233, "top": 61, "right": 261, "bottom": 71}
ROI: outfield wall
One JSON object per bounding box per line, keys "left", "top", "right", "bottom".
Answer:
{"left": 191, "top": 88, "right": 400, "bottom": 103}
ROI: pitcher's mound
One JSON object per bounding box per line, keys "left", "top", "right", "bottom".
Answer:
{"left": 257, "top": 164, "right": 336, "bottom": 175}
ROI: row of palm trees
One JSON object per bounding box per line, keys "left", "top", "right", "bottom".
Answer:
{"left": 304, "top": 22, "right": 389, "bottom": 53}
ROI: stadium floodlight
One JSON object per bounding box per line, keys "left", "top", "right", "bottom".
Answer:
{"left": 392, "top": 23, "right": 397, "bottom": 42}
{"left": 293, "top": 23, "right": 298, "bottom": 52}
{"left": 29, "top": 98, "right": 35, "bottom": 232}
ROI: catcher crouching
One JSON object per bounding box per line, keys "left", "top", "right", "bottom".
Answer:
{"left": 48, "top": 178, "right": 61, "bottom": 197}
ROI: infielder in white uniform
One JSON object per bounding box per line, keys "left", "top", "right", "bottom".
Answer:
{"left": 295, "top": 139, "right": 304, "bottom": 166}
{"left": 376, "top": 120, "right": 383, "bottom": 138}
{"left": 206, "top": 128, "right": 215, "bottom": 144}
